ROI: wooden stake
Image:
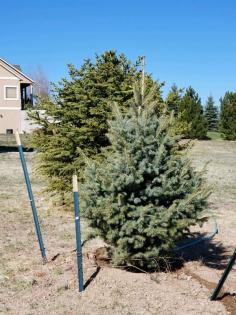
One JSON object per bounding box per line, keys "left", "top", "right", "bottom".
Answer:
{"left": 141, "top": 55, "right": 145, "bottom": 105}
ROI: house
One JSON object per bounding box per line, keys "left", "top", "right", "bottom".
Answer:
{"left": 0, "top": 58, "right": 34, "bottom": 134}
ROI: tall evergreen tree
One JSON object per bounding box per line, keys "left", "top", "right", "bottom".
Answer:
{"left": 82, "top": 84, "right": 209, "bottom": 268}
{"left": 175, "top": 87, "right": 207, "bottom": 139}
{"left": 166, "top": 84, "right": 183, "bottom": 116}
{"left": 220, "top": 91, "right": 236, "bottom": 140}
{"left": 204, "top": 96, "right": 219, "bottom": 131}
{"left": 28, "top": 51, "right": 163, "bottom": 196}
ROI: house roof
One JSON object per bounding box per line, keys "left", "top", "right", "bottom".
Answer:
{"left": 0, "top": 58, "right": 34, "bottom": 83}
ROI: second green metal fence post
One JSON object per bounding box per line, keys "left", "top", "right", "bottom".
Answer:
{"left": 15, "top": 131, "right": 47, "bottom": 263}
{"left": 72, "top": 175, "right": 84, "bottom": 292}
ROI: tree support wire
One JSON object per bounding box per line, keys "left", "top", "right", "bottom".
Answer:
{"left": 174, "top": 217, "right": 218, "bottom": 252}
{"left": 15, "top": 132, "right": 47, "bottom": 263}
{"left": 210, "top": 248, "right": 236, "bottom": 300}
{"left": 73, "top": 175, "right": 84, "bottom": 292}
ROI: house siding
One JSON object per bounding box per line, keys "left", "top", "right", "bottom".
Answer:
{"left": 0, "top": 59, "right": 34, "bottom": 134}
{"left": 0, "top": 78, "right": 21, "bottom": 109}
{"left": 0, "top": 109, "right": 21, "bottom": 133}
{"left": 0, "top": 59, "right": 32, "bottom": 84}
{"left": 0, "top": 66, "right": 16, "bottom": 77}
{"left": 0, "top": 65, "right": 21, "bottom": 133}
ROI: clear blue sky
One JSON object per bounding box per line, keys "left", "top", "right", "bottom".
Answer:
{"left": 1, "top": 0, "right": 236, "bottom": 105}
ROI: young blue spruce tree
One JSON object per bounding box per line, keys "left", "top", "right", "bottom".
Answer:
{"left": 82, "top": 82, "right": 209, "bottom": 268}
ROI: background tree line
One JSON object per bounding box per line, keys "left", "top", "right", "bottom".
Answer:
{"left": 166, "top": 84, "right": 236, "bottom": 140}
{"left": 27, "top": 50, "right": 235, "bottom": 264}
{"left": 28, "top": 50, "right": 236, "bottom": 198}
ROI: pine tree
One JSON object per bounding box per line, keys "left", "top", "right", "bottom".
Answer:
{"left": 166, "top": 84, "right": 183, "bottom": 116}
{"left": 204, "top": 96, "right": 219, "bottom": 131}
{"left": 219, "top": 92, "right": 236, "bottom": 140}
{"left": 28, "top": 51, "right": 163, "bottom": 196}
{"left": 82, "top": 83, "right": 209, "bottom": 268}
{"left": 175, "top": 87, "right": 208, "bottom": 139}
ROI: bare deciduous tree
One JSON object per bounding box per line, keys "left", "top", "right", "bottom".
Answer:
{"left": 30, "top": 66, "right": 50, "bottom": 98}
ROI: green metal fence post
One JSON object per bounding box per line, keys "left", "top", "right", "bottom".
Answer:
{"left": 72, "top": 175, "right": 84, "bottom": 292}
{"left": 210, "top": 248, "right": 236, "bottom": 300}
{"left": 15, "top": 132, "right": 47, "bottom": 263}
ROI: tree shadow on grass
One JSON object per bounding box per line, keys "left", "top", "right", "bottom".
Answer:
{"left": 120, "top": 234, "right": 232, "bottom": 274}
{"left": 84, "top": 266, "right": 101, "bottom": 289}
{"left": 219, "top": 292, "right": 236, "bottom": 300}
{"left": 214, "top": 292, "right": 236, "bottom": 313}
{"left": 0, "top": 145, "right": 33, "bottom": 153}
{"left": 174, "top": 236, "right": 231, "bottom": 271}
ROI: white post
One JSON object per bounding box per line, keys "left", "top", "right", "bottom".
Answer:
{"left": 73, "top": 174, "right": 78, "bottom": 192}
{"left": 15, "top": 130, "right": 21, "bottom": 146}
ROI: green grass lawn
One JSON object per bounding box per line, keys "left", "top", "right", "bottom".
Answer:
{"left": 207, "top": 131, "right": 222, "bottom": 140}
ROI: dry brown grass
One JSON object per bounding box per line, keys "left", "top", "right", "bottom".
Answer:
{"left": 0, "top": 140, "right": 235, "bottom": 315}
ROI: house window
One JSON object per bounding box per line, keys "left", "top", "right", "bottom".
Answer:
{"left": 4, "top": 86, "right": 18, "bottom": 100}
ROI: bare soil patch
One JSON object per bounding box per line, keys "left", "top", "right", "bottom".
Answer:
{"left": 0, "top": 140, "right": 235, "bottom": 314}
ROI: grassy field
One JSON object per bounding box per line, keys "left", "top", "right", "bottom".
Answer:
{"left": 207, "top": 131, "right": 223, "bottom": 140}
{"left": 0, "top": 140, "right": 235, "bottom": 315}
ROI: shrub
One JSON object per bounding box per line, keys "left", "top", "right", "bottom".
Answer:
{"left": 82, "top": 84, "right": 209, "bottom": 268}
{"left": 28, "top": 51, "right": 163, "bottom": 197}
{"left": 175, "top": 87, "right": 207, "bottom": 139}
{"left": 220, "top": 92, "right": 236, "bottom": 140}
